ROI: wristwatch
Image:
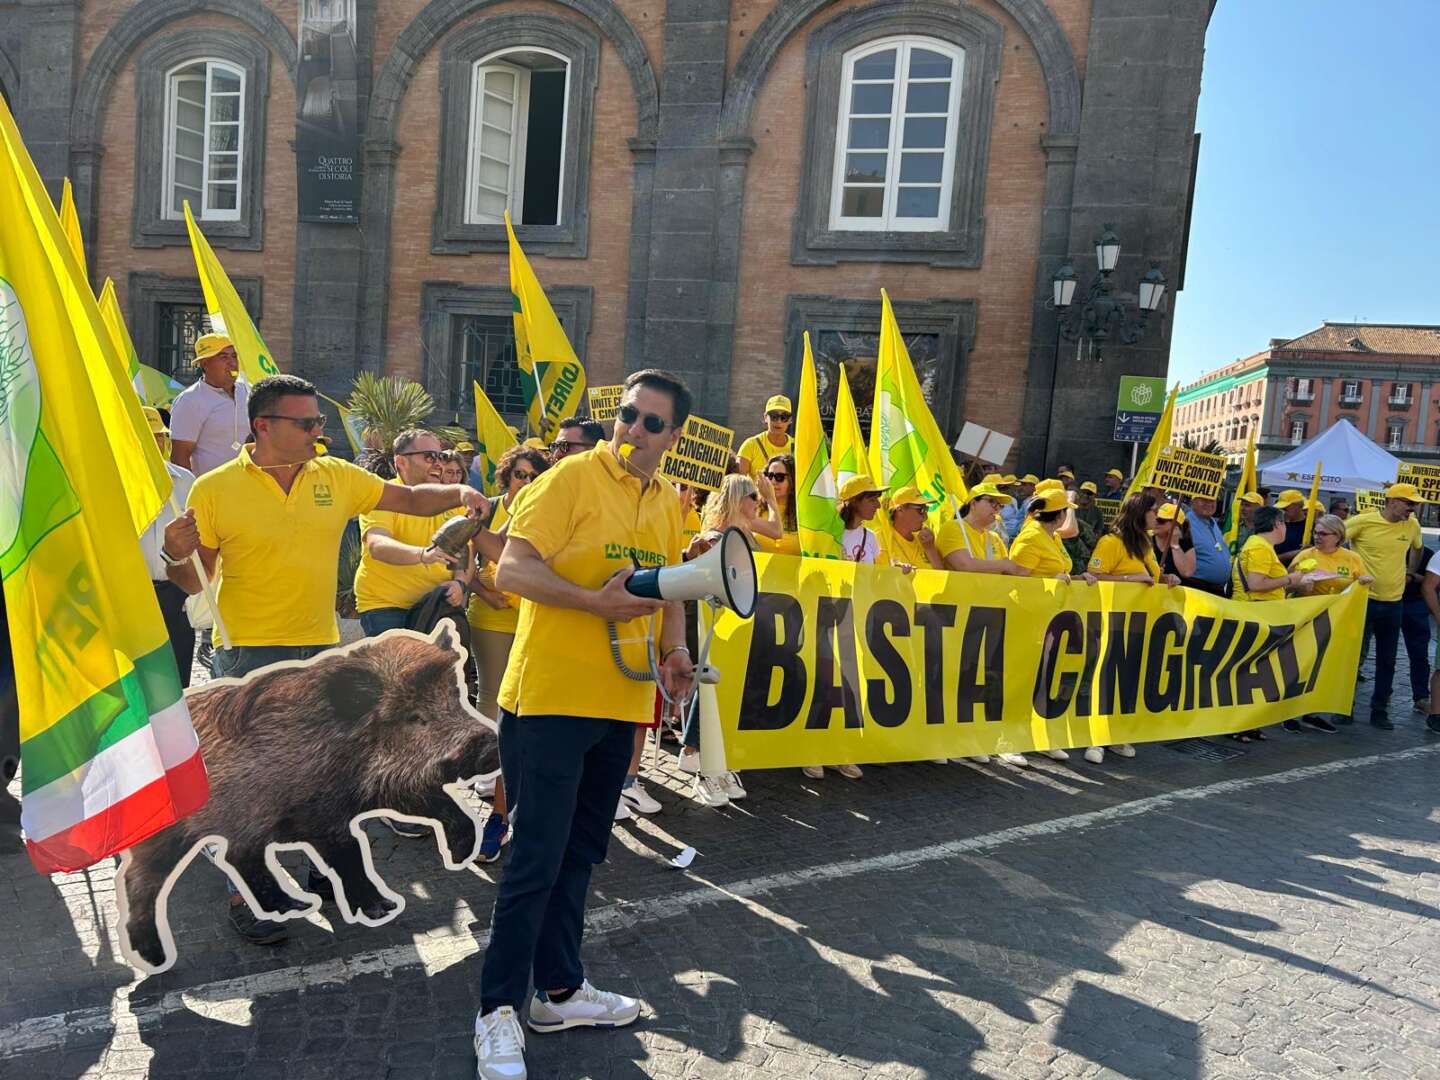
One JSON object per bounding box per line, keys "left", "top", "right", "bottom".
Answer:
{"left": 159, "top": 546, "right": 187, "bottom": 567}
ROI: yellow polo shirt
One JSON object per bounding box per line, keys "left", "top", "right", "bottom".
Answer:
{"left": 737, "top": 432, "right": 793, "bottom": 477}
{"left": 1344, "top": 511, "right": 1421, "bottom": 601}
{"left": 354, "top": 504, "right": 463, "bottom": 613}
{"left": 881, "top": 527, "right": 933, "bottom": 569}
{"left": 468, "top": 497, "right": 520, "bottom": 634}
{"left": 755, "top": 529, "right": 801, "bottom": 556}
{"left": 498, "top": 445, "right": 683, "bottom": 723}
{"left": 936, "top": 517, "right": 1008, "bottom": 562}
{"left": 1010, "top": 520, "right": 1070, "bottom": 576}
{"left": 1291, "top": 546, "right": 1369, "bottom": 596}
{"left": 1232, "top": 535, "right": 1287, "bottom": 602}
{"left": 1089, "top": 534, "right": 1160, "bottom": 579}
{"left": 189, "top": 446, "right": 386, "bottom": 645}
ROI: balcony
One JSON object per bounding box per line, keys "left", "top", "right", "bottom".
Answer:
{"left": 1287, "top": 388, "right": 1314, "bottom": 403}
{"left": 1338, "top": 395, "right": 1363, "bottom": 408}
{"left": 1389, "top": 395, "right": 1413, "bottom": 407}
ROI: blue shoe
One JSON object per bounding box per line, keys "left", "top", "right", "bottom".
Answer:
{"left": 478, "top": 813, "right": 509, "bottom": 863}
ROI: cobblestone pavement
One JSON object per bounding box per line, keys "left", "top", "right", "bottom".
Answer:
{"left": 3, "top": 654, "right": 1439, "bottom": 1079}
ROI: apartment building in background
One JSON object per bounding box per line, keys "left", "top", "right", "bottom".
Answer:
{"left": 1175, "top": 322, "right": 1440, "bottom": 466}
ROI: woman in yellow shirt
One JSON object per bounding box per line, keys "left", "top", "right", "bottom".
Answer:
{"left": 1232, "top": 506, "right": 1299, "bottom": 601}
{"left": 1012, "top": 489, "right": 1097, "bottom": 582}
{"left": 701, "top": 473, "right": 783, "bottom": 548}
{"left": 754, "top": 453, "right": 801, "bottom": 556}
{"left": 881, "top": 486, "right": 941, "bottom": 570}
{"left": 1289, "top": 514, "right": 1373, "bottom": 596}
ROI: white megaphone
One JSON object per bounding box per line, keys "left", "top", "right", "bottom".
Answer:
{"left": 622, "top": 526, "right": 757, "bottom": 618}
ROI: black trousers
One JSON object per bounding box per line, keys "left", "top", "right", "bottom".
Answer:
{"left": 153, "top": 580, "right": 196, "bottom": 689}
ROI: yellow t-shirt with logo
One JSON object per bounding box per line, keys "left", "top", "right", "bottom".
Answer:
{"left": 1089, "top": 534, "right": 1160, "bottom": 579}
{"left": 468, "top": 497, "right": 521, "bottom": 634}
{"left": 755, "top": 529, "right": 801, "bottom": 556}
{"left": 190, "top": 446, "right": 386, "bottom": 645}
{"left": 1010, "top": 520, "right": 1070, "bottom": 577}
{"left": 737, "top": 432, "right": 793, "bottom": 478}
{"left": 936, "top": 517, "right": 1009, "bottom": 562}
{"left": 1344, "top": 511, "right": 1421, "bottom": 601}
{"left": 681, "top": 508, "right": 702, "bottom": 544}
{"left": 881, "top": 527, "right": 934, "bottom": 569}
{"left": 354, "top": 504, "right": 463, "bottom": 613}
{"left": 1291, "top": 545, "right": 1369, "bottom": 596}
{"left": 498, "top": 445, "right": 683, "bottom": 724}
{"left": 1232, "top": 535, "right": 1287, "bottom": 602}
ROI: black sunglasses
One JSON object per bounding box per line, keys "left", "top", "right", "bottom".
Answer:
{"left": 763, "top": 470, "right": 790, "bottom": 482}
{"left": 511, "top": 469, "right": 537, "bottom": 482}
{"left": 550, "top": 438, "right": 595, "bottom": 454}
{"left": 768, "top": 412, "right": 792, "bottom": 422}
{"left": 397, "top": 449, "right": 443, "bottom": 463}
{"left": 617, "top": 403, "right": 674, "bottom": 434}
{"left": 258, "top": 413, "right": 327, "bottom": 433}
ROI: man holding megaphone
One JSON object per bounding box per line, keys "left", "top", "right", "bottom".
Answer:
{"left": 473, "top": 369, "right": 698, "bottom": 1080}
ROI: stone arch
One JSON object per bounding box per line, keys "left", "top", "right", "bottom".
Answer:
{"left": 720, "top": 0, "right": 1081, "bottom": 140}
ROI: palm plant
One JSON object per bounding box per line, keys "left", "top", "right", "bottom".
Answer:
{"left": 345, "top": 372, "right": 469, "bottom": 476}
{"left": 1179, "top": 434, "right": 1226, "bottom": 457}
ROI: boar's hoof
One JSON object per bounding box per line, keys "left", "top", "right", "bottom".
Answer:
{"left": 360, "top": 894, "right": 400, "bottom": 920}
{"left": 128, "top": 922, "right": 167, "bottom": 969}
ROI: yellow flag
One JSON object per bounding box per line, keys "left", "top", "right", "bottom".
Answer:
{"left": 795, "top": 332, "right": 846, "bottom": 558}
{"left": 473, "top": 380, "right": 520, "bottom": 496}
{"left": 184, "top": 201, "right": 280, "bottom": 386}
{"left": 831, "top": 363, "right": 869, "bottom": 489}
{"left": 505, "top": 211, "right": 585, "bottom": 440}
{"left": 868, "top": 289, "right": 968, "bottom": 521}
{"left": 1126, "top": 384, "right": 1178, "bottom": 498}
{"left": 1224, "top": 429, "right": 1257, "bottom": 549}
{"left": 1302, "top": 460, "right": 1323, "bottom": 546}
{"left": 318, "top": 393, "right": 364, "bottom": 456}
{"left": 58, "top": 177, "right": 85, "bottom": 270}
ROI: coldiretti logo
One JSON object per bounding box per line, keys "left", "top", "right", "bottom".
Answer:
{"left": 313, "top": 482, "right": 333, "bottom": 507}
{"left": 604, "top": 542, "right": 667, "bottom": 567}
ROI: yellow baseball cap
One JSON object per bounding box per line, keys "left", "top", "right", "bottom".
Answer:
{"left": 455, "top": 441, "right": 475, "bottom": 452}
{"left": 1019, "top": 473, "right": 1040, "bottom": 485}
{"left": 1157, "top": 502, "right": 1187, "bottom": 523}
{"left": 1385, "top": 482, "right": 1426, "bottom": 503}
{"left": 1274, "top": 488, "right": 1306, "bottom": 508}
{"left": 1079, "top": 480, "right": 1098, "bottom": 494}
{"left": 1002, "top": 474, "right": 1018, "bottom": 485}
{"left": 888, "top": 485, "right": 929, "bottom": 510}
{"left": 1240, "top": 492, "right": 1265, "bottom": 506}
{"left": 838, "top": 475, "right": 884, "bottom": 502}
{"left": 1058, "top": 468, "right": 1075, "bottom": 479}
{"left": 765, "top": 395, "right": 793, "bottom": 414}
{"left": 193, "top": 333, "right": 234, "bottom": 363}
{"left": 968, "top": 482, "right": 1014, "bottom": 506}
{"left": 523, "top": 437, "right": 547, "bottom": 449}
{"left": 1106, "top": 468, "right": 1124, "bottom": 480}
{"left": 141, "top": 405, "right": 167, "bottom": 434}
{"left": 1035, "top": 478, "right": 1064, "bottom": 495}
{"left": 982, "top": 472, "right": 1004, "bottom": 485}
{"left": 1030, "top": 489, "right": 1069, "bottom": 513}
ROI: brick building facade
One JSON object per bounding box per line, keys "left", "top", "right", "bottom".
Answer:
{"left": 2, "top": 0, "right": 1209, "bottom": 475}
{"left": 1174, "top": 322, "right": 1440, "bottom": 466}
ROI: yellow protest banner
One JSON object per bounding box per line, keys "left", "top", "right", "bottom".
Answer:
{"left": 1095, "top": 497, "right": 1122, "bottom": 526}
{"left": 709, "top": 556, "right": 1364, "bottom": 768}
{"left": 1396, "top": 462, "right": 1440, "bottom": 502}
{"left": 1149, "top": 445, "right": 1226, "bottom": 499}
{"left": 659, "top": 415, "right": 735, "bottom": 491}
{"left": 1354, "top": 489, "right": 1385, "bottom": 513}
{"left": 587, "top": 384, "right": 624, "bottom": 423}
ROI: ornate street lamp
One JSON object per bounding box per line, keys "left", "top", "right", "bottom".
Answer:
{"left": 1049, "top": 224, "right": 1167, "bottom": 364}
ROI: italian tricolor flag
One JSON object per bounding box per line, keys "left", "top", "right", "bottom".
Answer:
{"left": 1, "top": 93, "right": 208, "bottom": 875}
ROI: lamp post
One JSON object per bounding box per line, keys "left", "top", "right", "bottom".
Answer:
{"left": 1040, "top": 224, "right": 1168, "bottom": 471}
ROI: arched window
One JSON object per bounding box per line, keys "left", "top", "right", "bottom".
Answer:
{"left": 464, "top": 48, "right": 570, "bottom": 226}
{"left": 830, "top": 36, "right": 963, "bottom": 232}
{"left": 163, "top": 59, "right": 245, "bottom": 221}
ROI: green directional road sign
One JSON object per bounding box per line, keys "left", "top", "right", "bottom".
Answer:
{"left": 1114, "top": 375, "right": 1168, "bottom": 442}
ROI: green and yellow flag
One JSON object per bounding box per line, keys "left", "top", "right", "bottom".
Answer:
{"left": 868, "top": 289, "right": 968, "bottom": 520}
{"left": 318, "top": 392, "right": 364, "bottom": 456}
{"left": 96, "top": 278, "right": 180, "bottom": 409}
{"left": 831, "top": 363, "right": 869, "bottom": 489}
{"left": 1126, "top": 384, "right": 1178, "bottom": 498}
{"left": 473, "top": 380, "right": 520, "bottom": 496}
{"left": 505, "top": 211, "right": 585, "bottom": 441}
{"left": 58, "top": 177, "right": 85, "bottom": 270}
{"left": 795, "top": 332, "right": 846, "bottom": 558}
{"left": 1, "top": 94, "right": 207, "bottom": 874}
{"left": 1224, "top": 429, "right": 1257, "bottom": 550}
{"left": 184, "top": 201, "right": 280, "bottom": 387}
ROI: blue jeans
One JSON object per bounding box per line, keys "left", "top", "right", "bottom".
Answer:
{"left": 211, "top": 644, "right": 328, "bottom": 680}
{"left": 1364, "top": 599, "right": 1404, "bottom": 712}
{"left": 479, "top": 711, "right": 635, "bottom": 1014}
{"left": 1402, "top": 597, "right": 1433, "bottom": 702}
{"left": 359, "top": 607, "right": 410, "bottom": 636}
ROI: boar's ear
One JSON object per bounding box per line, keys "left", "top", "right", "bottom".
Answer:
{"left": 429, "top": 620, "right": 459, "bottom": 657}
{"left": 319, "top": 659, "right": 385, "bottom": 724}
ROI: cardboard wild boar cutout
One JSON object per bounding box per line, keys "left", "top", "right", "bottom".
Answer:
{"left": 115, "top": 623, "right": 498, "bottom": 974}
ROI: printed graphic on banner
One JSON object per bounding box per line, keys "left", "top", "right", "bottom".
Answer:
{"left": 1113, "top": 374, "right": 1168, "bottom": 442}
{"left": 114, "top": 625, "right": 498, "bottom": 974}
{"left": 587, "top": 384, "right": 624, "bottom": 423}
{"left": 1396, "top": 462, "right": 1440, "bottom": 502}
{"left": 659, "top": 416, "right": 735, "bottom": 491}
{"left": 1149, "top": 445, "right": 1227, "bottom": 499}
{"left": 1095, "top": 497, "right": 1122, "bottom": 526}
{"left": 1353, "top": 489, "right": 1385, "bottom": 512}
{"left": 708, "top": 556, "right": 1364, "bottom": 769}
{"left": 294, "top": 5, "right": 362, "bottom": 222}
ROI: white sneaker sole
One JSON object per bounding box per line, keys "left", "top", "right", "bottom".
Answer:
{"left": 527, "top": 1008, "right": 640, "bottom": 1033}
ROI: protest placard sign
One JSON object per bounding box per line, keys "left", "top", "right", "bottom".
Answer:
{"left": 586, "top": 384, "right": 624, "bottom": 423}
{"left": 1353, "top": 489, "right": 1385, "bottom": 513}
{"left": 1149, "top": 445, "right": 1226, "bottom": 499}
{"left": 660, "top": 416, "right": 735, "bottom": 491}
{"left": 1396, "top": 462, "right": 1440, "bottom": 502}
{"left": 1095, "top": 497, "right": 1122, "bottom": 526}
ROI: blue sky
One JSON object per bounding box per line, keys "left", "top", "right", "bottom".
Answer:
{"left": 1167, "top": 0, "right": 1440, "bottom": 387}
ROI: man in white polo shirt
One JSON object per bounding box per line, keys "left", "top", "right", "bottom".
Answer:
{"left": 169, "top": 332, "right": 248, "bottom": 476}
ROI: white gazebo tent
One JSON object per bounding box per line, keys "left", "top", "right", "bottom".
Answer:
{"left": 1259, "top": 418, "right": 1401, "bottom": 494}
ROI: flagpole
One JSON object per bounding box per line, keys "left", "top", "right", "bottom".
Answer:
{"left": 169, "top": 493, "right": 231, "bottom": 650}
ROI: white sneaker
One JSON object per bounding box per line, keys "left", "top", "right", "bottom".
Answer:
{"left": 1109, "top": 743, "right": 1136, "bottom": 758}
{"left": 527, "top": 980, "right": 641, "bottom": 1033}
{"left": 997, "top": 753, "right": 1029, "bottom": 767}
{"left": 721, "top": 771, "right": 746, "bottom": 800}
{"left": 961, "top": 755, "right": 990, "bottom": 764}
{"left": 472, "top": 774, "right": 497, "bottom": 798}
{"left": 613, "top": 799, "right": 633, "bottom": 822}
{"left": 620, "top": 781, "right": 662, "bottom": 815}
{"left": 676, "top": 747, "right": 701, "bottom": 775}
{"left": 801, "top": 766, "right": 824, "bottom": 779}
{"left": 1043, "top": 748, "right": 1069, "bottom": 761}
{"left": 832, "top": 764, "right": 863, "bottom": 779}
{"left": 1083, "top": 746, "right": 1104, "bottom": 764}
{"left": 693, "top": 774, "right": 730, "bottom": 807}
{"left": 475, "top": 1006, "right": 527, "bottom": 1080}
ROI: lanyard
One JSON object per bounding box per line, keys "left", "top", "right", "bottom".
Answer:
{"left": 960, "top": 520, "right": 996, "bottom": 560}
